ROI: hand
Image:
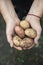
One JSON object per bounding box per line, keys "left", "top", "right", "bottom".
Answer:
{"left": 6, "top": 19, "right": 23, "bottom": 50}
{"left": 25, "top": 15, "right": 42, "bottom": 47}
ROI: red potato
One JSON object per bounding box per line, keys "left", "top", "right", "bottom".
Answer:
{"left": 15, "top": 26, "right": 25, "bottom": 38}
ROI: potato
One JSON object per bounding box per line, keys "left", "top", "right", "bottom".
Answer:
{"left": 20, "top": 20, "right": 30, "bottom": 29}
{"left": 25, "top": 28, "right": 37, "bottom": 38}
{"left": 13, "top": 36, "right": 34, "bottom": 49}
{"left": 15, "top": 26, "right": 25, "bottom": 38}
{"left": 13, "top": 20, "right": 36, "bottom": 49}
{"left": 13, "top": 36, "right": 22, "bottom": 46}
{"left": 20, "top": 38, "right": 34, "bottom": 48}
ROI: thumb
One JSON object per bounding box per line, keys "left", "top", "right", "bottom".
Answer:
{"left": 6, "top": 33, "right": 13, "bottom": 47}
{"left": 34, "top": 26, "right": 42, "bottom": 47}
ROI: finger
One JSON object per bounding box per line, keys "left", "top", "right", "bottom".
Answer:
{"left": 34, "top": 26, "right": 42, "bottom": 44}
{"left": 13, "top": 45, "right": 22, "bottom": 50}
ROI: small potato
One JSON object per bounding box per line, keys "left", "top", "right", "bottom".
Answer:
{"left": 20, "top": 38, "right": 34, "bottom": 48}
{"left": 20, "top": 20, "right": 30, "bottom": 29}
{"left": 25, "top": 28, "right": 37, "bottom": 38}
{"left": 15, "top": 26, "right": 25, "bottom": 38}
{"left": 13, "top": 36, "right": 22, "bottom": 46}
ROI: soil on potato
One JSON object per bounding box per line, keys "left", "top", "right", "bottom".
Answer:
{"left": 0, "top": 0, "right": 43, "bottom": 65}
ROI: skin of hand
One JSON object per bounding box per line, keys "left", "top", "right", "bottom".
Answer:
{"left": 25, "top": 0, "right": 43, "bottom": 47}
{"left": 0, "top": 0, "right": 22, "bottom": 50}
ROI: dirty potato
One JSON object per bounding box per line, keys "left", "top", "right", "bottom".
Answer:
{"left": 25, "top": 28, "right": 37, "bottom": 38}
{"left": 20, "top": 20, "right": 30, "bottom": 29}
{"left": 13, "top": 36, "right": 22, "bottom": 46}
{"left": 15, "top": 26, "right": 25, "bottom": 38}
{"left": 20, "top": 38, "right": 34, "bottom": 48}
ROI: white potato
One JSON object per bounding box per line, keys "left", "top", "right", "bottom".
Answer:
{"left": 13, "top": 36, "right": 22, "bottom": 46}
{"left": 25, "top": 28, "right": 37, "bottom": 38}
{"left": 20, "top": 38, "right": 33, "bottom": 48}
{"left": 20, "top": 20, "right": 30, "bottom": 29}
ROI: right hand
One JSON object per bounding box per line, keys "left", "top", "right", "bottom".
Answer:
{"left": 6, "top": 19, "right": 23, "bottom": 50}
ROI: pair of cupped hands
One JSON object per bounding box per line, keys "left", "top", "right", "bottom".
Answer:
{"left": 0, "top": 0, "right": 42, "bottom": 50}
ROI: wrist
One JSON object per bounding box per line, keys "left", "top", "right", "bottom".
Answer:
{"left": 6, "top": 18, "right": 20, "bottom": 26}
{"left": 25, "top": 14, "right": 40, "bottom": 22}
{"left": 28, "top": 10, "right": 42, "bottom": 18}
{"left": 28, "top": 14, "right": 41, "bottom": 19}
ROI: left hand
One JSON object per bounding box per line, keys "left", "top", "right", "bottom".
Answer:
{"left": 25, "top": 15, "right": 42, "bottom": 47}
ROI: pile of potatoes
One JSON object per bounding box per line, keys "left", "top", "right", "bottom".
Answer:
{"left": 13, "top": 20, "right": 37, "bottom": 49}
